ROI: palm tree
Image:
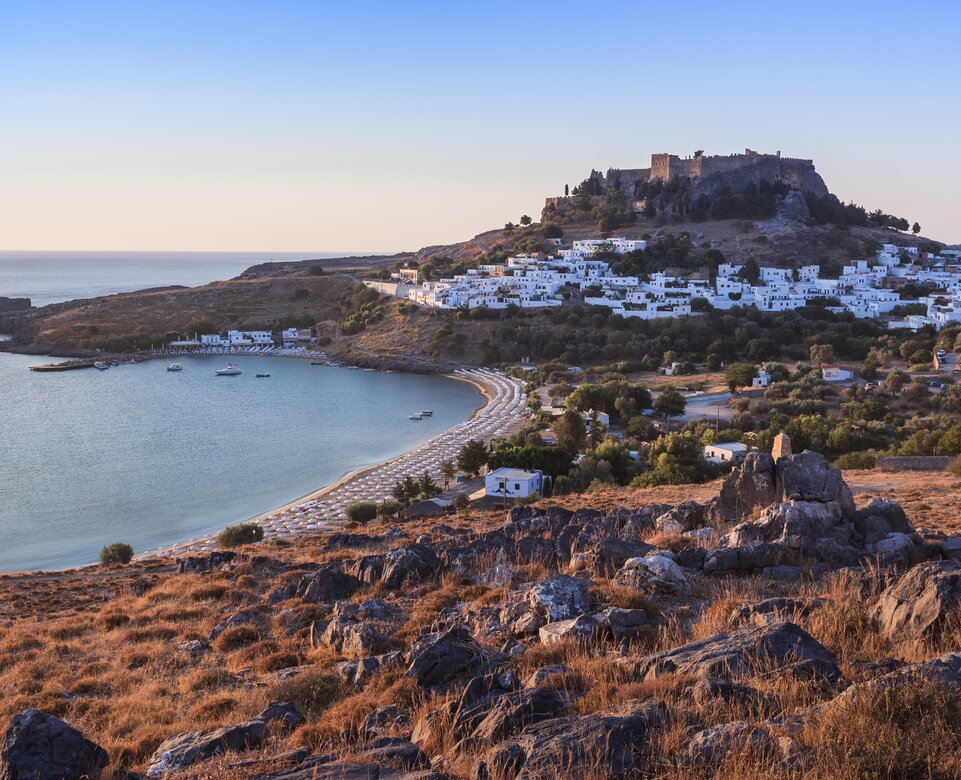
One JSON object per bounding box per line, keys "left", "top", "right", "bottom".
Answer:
{"left": 440, "top": 459, "right": 456, "bottom": 491}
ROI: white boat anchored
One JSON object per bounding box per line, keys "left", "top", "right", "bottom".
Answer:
{"left": 256, "top": 372, "right": 270, "bottom": 378}
{"left": 215, "top": 363, "right": 242, "bottom": 376}
{"left": 408, "top": 414, "right": 422, "bottom": 420}
{"left": 419, "top": 410, "right": 433, "bottom": 416}
{"left": 166, "top": 363, "right": 184, "bottom": 372}
{"left": 93, "top": 361, "right": 110, "bottom": 370}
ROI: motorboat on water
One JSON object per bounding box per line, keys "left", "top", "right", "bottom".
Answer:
{"left": 408, "top": 414, "right": 422, "bottom": 420}
{"left": 93, "top": 361, "right": 110, "bottom": 370}
{"left": 256, "top": 372, "right": 270, "bottom": 378}
{"left": 419, "top": 410, "right": 433, "bottom": 416}
{"left": 215, "top": 363, "right": 242, "bottom": 376}
{"left": 167, "top": 363, "right": 184, "bottom": 372}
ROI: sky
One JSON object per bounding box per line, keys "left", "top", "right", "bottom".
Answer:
{"left": 0, "top": 0, "right": 958, "bottom": 252}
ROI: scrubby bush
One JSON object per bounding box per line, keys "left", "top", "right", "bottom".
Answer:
{"left": 345, "top": 502, "right": 378, "bottom": 524}
{"left": 834, "top": 451, "right": 876, "bottom": 470}
{"left": 100, "top": 542, "right": 133, "bottom": 565}
{"left": 216, "top": 522, "right": 264, "bottom": 548}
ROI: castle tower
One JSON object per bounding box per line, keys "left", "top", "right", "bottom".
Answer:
{"left": 772, "top": 432, "right": 792, "bottom": 460}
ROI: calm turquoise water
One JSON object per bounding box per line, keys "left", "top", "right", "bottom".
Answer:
{"left": 0, "top": 353, "right": 480, "bottom": 572}
{"left": 0, "top": 251, "right": 377, "bottom": 307}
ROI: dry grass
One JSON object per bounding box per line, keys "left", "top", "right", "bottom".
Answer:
{"left": 0, "top": 474, "right": 960, "bottom": 777}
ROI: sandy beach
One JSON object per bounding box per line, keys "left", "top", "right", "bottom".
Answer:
{"left": 152, "top": 367, "right": 528, "bottom": 557}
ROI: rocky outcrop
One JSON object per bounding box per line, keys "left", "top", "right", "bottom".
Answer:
{"left": 704, "top": 450, "right": 931, "bottom": 575}
{"left": 381, "top": 544, "right": 443, "bottom": 589}
{"left": 630, "top": 621, "right": 841, "bottom": 683}
{"left": 0, "top": 710, "right": 109, "bottom": 780}
{"left": 406, "top": 627, "right": 485, "bottom": 687}
{"left": 473, "top": 700, "right": 666, "bottom": 780}
{"left": 873, "top": 561, "right": 961, "bottom": 644}
{"left": 612, "top": 553, "right": 691, "bottom": 597}
{"left": 146, "top": 702, "right": 302, "bottom": 776}
{"left": 707, "top": 452, "right": 778, "bottom": 524}
{"left": 525, "top": 574, "right": 593, "bottom": 622}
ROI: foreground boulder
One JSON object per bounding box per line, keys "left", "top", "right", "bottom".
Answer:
{"left": 473, "top": 700, "right": 666, "bottom": 779}
{"left": 631, "top": 621, "right": 841, "bottom": 683}
{"left": 381, "top": 544, "right": 443, "bottom": 589}
{"left": 0, "top": 710, "right": 108, "bottom": 780}
{"left": 296, "top": 562, "right": 360, "bottom": 603}
{"left": 406, "top": 626, "right": 484, "bottom": 687}
{"left": 525, "top": 574, "right": 593, "bottom": 622}
{"left": 146, "top": 702, "right": 303, "bottom": 776}
{"left": 612, "top": 553, "right": 691, "bottom": 596}
{"left": 873, "top": 561, "right": 961, "bottom": 644}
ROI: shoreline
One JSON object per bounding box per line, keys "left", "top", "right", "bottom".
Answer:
{"left": 144, "top": 367, "right": 527, "bottom": 560}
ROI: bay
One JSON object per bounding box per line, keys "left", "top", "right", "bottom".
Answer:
{"left": 0, "top": 353, "right": 480, "bottom": 572}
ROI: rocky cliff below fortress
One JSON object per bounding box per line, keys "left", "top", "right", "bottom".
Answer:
{"left": 546, "top": 148, "right": 829, "bottom": 213}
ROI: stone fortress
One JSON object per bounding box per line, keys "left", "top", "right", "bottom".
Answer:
{"left": 545, "top": 148, "right": 829, "bottom": 214}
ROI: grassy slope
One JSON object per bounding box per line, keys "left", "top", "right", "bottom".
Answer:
{"left": 1, "top": 472, "right": 960, "bottom": 776}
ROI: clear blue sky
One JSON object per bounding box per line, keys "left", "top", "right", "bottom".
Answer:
{"left": 1, "top": 0, "right": 958, "bottom": 250}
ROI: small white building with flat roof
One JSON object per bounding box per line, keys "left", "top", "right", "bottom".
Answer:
{"left": 485, "top": 468, "right": 544, "bottom": 499}
{"left": 704, "top": 442, "right": 748, "bottom": 463}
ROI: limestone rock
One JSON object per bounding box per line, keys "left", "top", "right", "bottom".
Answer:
{"left": 632, "top": 621, "right": 841, "bottom": 683}
{"left": 0, "top": 709, "right": 109, "bottom": 780}
{"left": 612, "top": 553, "right": 691, "bottom": 596}
{"left": 707, "top": 452, "right": 777, "bottom": 524}
{"left": 470, "top": 688, "right": 568, "bottom": 745}
{"left": 525, "top": 574, "right": 593, "bottom": 622}
{"left": 406, "top": 626, "right": 484, "bottom": 687}
{"left": 538, "top": 614, "right": 606, "bottom": 645}
{"left": 686, "top": 721, "right": 770, "bottom": 766}
{"left": 655, "top": 501, "right": 704, "bottom": 534}
{"left": 296, "top": 563, "right": 360, "bottom": 603}
{"left": 873, "top": 561, "right": 961, "bottom": 643}
{"left": 776, "top": 450, "right": 852, "bottom": 508}
{"left": 381, "top": 544, "right": 443, "bottom": 589}
{"left": 474, "top": 699, "right": 666, "bottom": 780}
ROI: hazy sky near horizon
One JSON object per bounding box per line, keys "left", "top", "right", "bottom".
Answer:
{"left": 1, "top": 0, "right": 959, "bottom": 252}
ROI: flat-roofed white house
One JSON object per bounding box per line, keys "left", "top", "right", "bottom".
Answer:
{"left": 485, "top": 468, "right": 544, "bottom": 499}
{"left": 821, "top": 365, "right": 854, "bottom": 382}
{"left": 704, "top": 442, "right": 748, "bottom": 463}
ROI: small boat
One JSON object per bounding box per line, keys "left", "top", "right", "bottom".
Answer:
{"left": 408, "top": 414, "right": 422, "bottom": 420}
{"left": 256, "top": 372, "right": 270, "bottom": 378}
{"left": 215, "top": 363, "right": 242, "bottom": 376}
{"left": 310, "top": 361, "right": 326, "bottom": 366}
{"left": 166, "top": 363, "right": 184, "bottom": 372}
{"left": 419, "top": 410, "right": 433, "bottom": 416}
{"left": 94, "top": 361, "right": 110, "bottom": 370}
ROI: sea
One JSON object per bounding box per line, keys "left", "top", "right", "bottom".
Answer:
{"left": 0, "top": 250, "right": 371, "bottom": 307}
{"left": 0, "top": 253, "right": 481, "bottom": 573}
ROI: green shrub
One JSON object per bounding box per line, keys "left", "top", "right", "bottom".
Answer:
{"left": 345, "top": 502, "right": 378, "bottom": 524}
{"left": 100, "top": 542, "right": 134, "bottom": 565}
{"left": 216, "top": 522, "right": 265, "bottom": 548}
{"left": 451, "top": 494, "right": 469, "bottom": 510}
{"left": 377, "top": 500, "right": 403, "bottom": 517}
{"left": 834, "top": 451, "right": 877, "bottom": 470}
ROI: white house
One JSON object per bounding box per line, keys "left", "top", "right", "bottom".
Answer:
{"left": 704, "top": 442, "right": 748, "bottom": 463}
{"left": 821, "top": 365, "right": 854, "bottom": 382}
{"left": 752, "top": 369, "right": 771, "bottom": 388}
{"left": 582, "top": 409, "right": 611, "bottom": 428}
{"left": 282, "top": 328, "right": 313, "bottom": 348}
{"left": 485, "top": 468, "right": 544, "bottom": 500}
{"left": 201, "top": 333, "right": 227, "bottom": 346}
